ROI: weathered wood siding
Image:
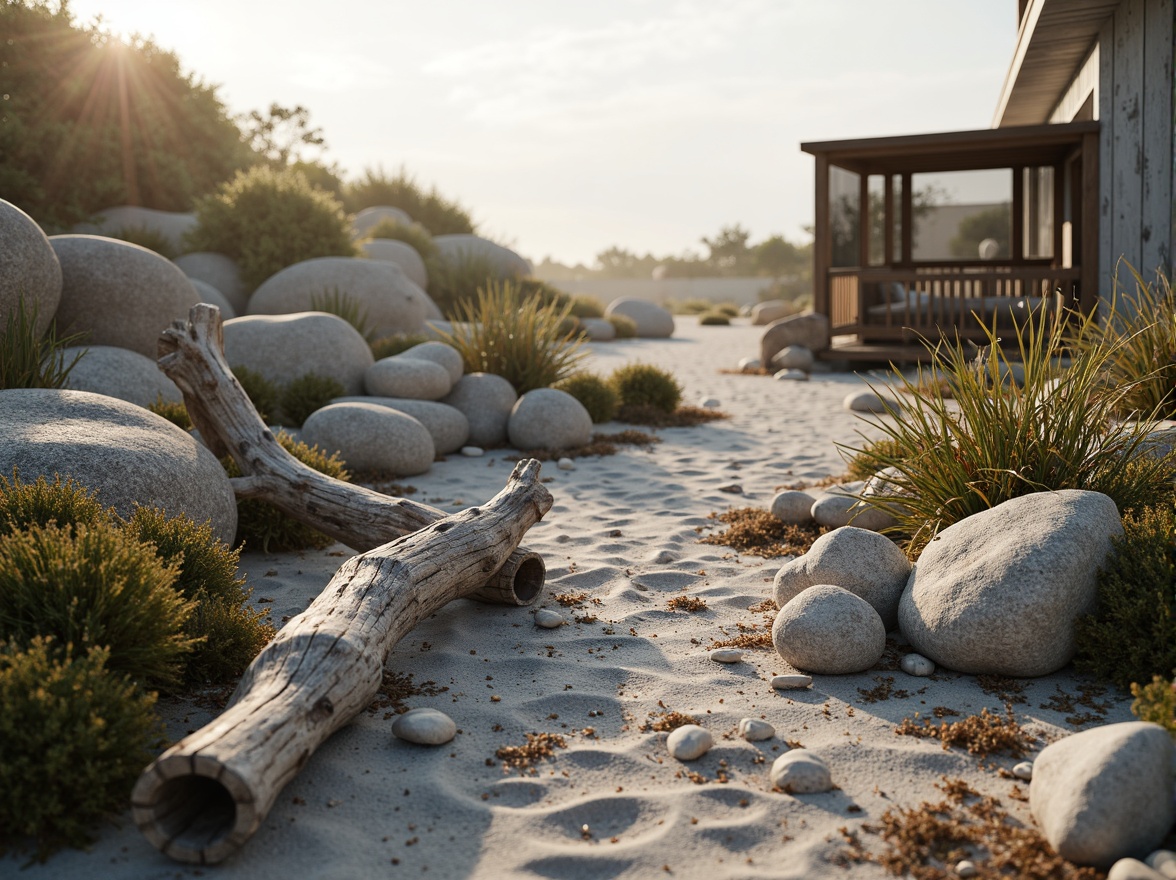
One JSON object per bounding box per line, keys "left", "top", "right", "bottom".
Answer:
{"left": 1095, "top": 0, "right": 1174, "bottom": 297}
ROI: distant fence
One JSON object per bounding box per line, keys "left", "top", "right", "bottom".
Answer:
{"left": 537, "top": 276, "right": 784, "bottom": 307}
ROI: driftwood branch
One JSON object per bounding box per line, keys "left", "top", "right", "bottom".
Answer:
{"left": 156, "top": 303, "right": 544, "bottom": 605}
{"left": 132, "top": 458, "right": 552, "bottom": 864}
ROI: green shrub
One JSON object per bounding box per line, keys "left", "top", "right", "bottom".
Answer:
{"left": 840, "top": 307, "right": 1175, "bottom": 554}
{"left": 425, "top": 250, "right": 509, "bottom": 318}
{"left": 362, "top": 218, "right": 437, "bottom": 260}
{"left": 0, "top": 637, "right": 161, "bottom": 861}
{"left": 607, "top": 314, "right": 638, "bottom": 339}
{"left": 515, "top": 277, "right": 571, "bottom": 311}
{"left": 554, "top": 373, "right": 619, "bottom": 423}
{"left": 0, "top": 473, "right": 108, "bottom": 538}
{"left": 147, "top": 396, "right": 192, "bottom": 431}
{"left": 0, "top": 521, "right": 195, "bottom": 688}
{"left": 308, "top": 287, "right": 374, "bottom": 341}
{"left": 609, "top": 362, "right": 683, "bottom": 413}
{"left": 698, "top": 311, "right": 730, "bottom": 326}
{"left": 279, "top": 373, "right": 345, "bottom": 428}
{"left": 1, "top": 296, "right": 87, "bottom": 390}
{"left": 668, "top": 298, "right": 714, "bottom": 315}
{"left": 370, "top": 333, "right": 432, "bottom": 360}
{"left": 568, "top": 295, "right": 605, "bottom": 319}
{"left": 842, "top": 437, "right": 909, "bottom": 482}
{"left": 714, "top": 302, "right": 741, "bottom": 318}
{"left": 232, "top": 365, "right": 280, "bottom": 424}
{"left": 1131, "top": 675, "right": 1176, "bottom": 736}
{"left": 224, "top": 431, "right": 350, "bottom": 553}
{"left": 344, "top": 166, "right": 474, "bottom": 235}
{"left": 436, "top": 281, "right": 588, "bottom": 394}
{"left": 1074, "top": 504, "right": 1176, "bottom": 689}
{"left": 122, "top": 507, "right": 273, "bottom": 686}
{"left": 105, "top": 224, "right": 177, "bottom": 259}
{"left": 185, "top": 165, "right": 356, "bottom": 292}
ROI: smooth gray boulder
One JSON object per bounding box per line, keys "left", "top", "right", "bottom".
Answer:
{"left": 73, "top": 205, "right": 196, "bottom": 255}
{"left": 442, "top": 373, "right": 518, "bottom": 448}
{"left": 173, "top": 252, "right": 247, "bottom": 313}
{"left": 352, "top": 205, "right": 413, "bottom": 238}
{"left": 752, "top": 300, "right": 795, "bottom": 326}
{"left": 62, "top": 345, "right": 183, "bottom": 409}
{"left": 1031, "top": 722, "right": 1176, "bottom": 868}
{"left": 331, "top": 396, "right": 469, "bottom": 454}
{"left": 770, "top": 490, "right": 816, "bottom": 525}
{"left": 300, "top": 402, "right": 434, "bottom": 476}
{"left": 580, "top": 317, "right": 616, "bottom": 341}
{"left": 771, "top": 345, "right": 814, "bottom": 372}
{"left": 396, "top": 341, "right": 464, "bottom": 385}
{"left": 810, "top": 489, "right": 859, "bottom": 528}
{"left": 898, "top": 490, "right": 1123, "bottom": 676}
{"left": 49, "top": 235, "right": 202, "bottom": 358}
{"left": 0, "top": 389, "right": 236, "bottom": 544}
{"left": 773, "top": 526, "right": 910, "bottom": 630}
{"left": 248, "top": 256, "right": 430, "bottom": 339}
{"left": 223, "top": 313, "right": 374, "bottom": 395}
{"left": 432, "top": 234, "right": 531, "bottom": 279}
{"left": 772, "top": 584, "right": 886, "bottom": 674}
{"left": 761, "top": 312, "right": 830, "bottom": 365}
{"left": 0, "top": 198, "right": 62, "bottom": 338}
{"left": 844, "top": 390, "right": 898, "bottom": 413}
{"left": 508, "top": 388, "right": 593, "bottom": 450}
{"left": 361, "top": 238, "right": 428, "bottom": 290}
{"left": 189, "top": 278, "right": 237, "bottom": 319}
{"left": 603, "top": 298, "right": 674, "bottom": 338}
{"left": 365, "top": 356, "right": 452, "bottom": 400}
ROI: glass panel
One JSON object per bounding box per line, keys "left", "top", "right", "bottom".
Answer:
{"left": 867, "top": 175, "right": 887, "bottom": 266}
{"left": 830, "top": 166, "right": 860, "bottom": 268}
{"left": 1023, "top": 166, "right": 1054, "bottom": 259}
{"left": 909, "top": 169, "right": 1012, "bottom": 261}
{"left": 892, "top": 175, "right": 904, "bottom": 263}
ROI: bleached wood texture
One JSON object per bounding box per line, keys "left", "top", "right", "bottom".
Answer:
{"left": 131, "top": 458, "right": 552, "bottom": 864}
{"left": 156, "top": 303, "right": 544, "bottom": 605}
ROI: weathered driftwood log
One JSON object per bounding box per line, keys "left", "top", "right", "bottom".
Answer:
{"left": 132, "top": 458, "right": 553, "bottom": 864}
{"left": 156, "top": 303, "right": 543, "bottom": 605}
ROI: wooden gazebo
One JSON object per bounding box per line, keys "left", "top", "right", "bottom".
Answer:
{"left": 801, "top": 121, "right": 1100, "bottom": 360}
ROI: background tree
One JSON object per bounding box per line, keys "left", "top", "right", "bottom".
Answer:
{"left": 241, "top": 103, "right": 325, "bottom": 167}
{"left": 700, "top": 224, "right": 753, "bottom": 276}
{"left": 949, "top": 203, "right": 1011, "bottom": 259}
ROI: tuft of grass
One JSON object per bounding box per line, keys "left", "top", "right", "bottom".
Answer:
{"left": 698, "top": 311, "right": 731, "bottom": 326}
{"left": 231, "top": 365, "right": 281, "bottom": 424}
{"left": 607, "top": 313, "right": 638, "bottom": 339}
{"left": 609, "top": 362, "right": 682, "bottom": 413}
{"left": 425, "top": 250, "right": 511, "bottom": 318}
{"left": 841, "top": 306, "right": 1176, "bottom": 554}
{"left": 147, "top": 396, "right": 193, "bottom": 431}
{"left": 700, "top": 507, "right": 827, "bottom": 557}
{"left": 1, "top": 296, "right": 87, "bottom": 390}
{"left": 279, "top": 372, "right": 346, "bottom": 428}
{"left": 370, "top": 333, "right": 433, "bottom": 360}
{"left": 309, "top": 287, "right": 374, "bottom": 342}
{"left": 553, "top": 372, "right": 619, "bottom": 423}
{"left": 0, "top": 472, "right": 108, "bottom": 538}
{"left": 436, "top": 280, "right": 587, "bottom": 394}
{"left": 568, "top": 294, "right": 605, "bottom": 318}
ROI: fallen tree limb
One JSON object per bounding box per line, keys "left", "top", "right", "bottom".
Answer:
{"left": 132, "top": 458, "right": 552, "bottom": 864}
{"left": 156, "top": 303, "right": 543, "bottom": 604}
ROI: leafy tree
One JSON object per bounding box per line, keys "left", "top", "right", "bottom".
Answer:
{"left": 241, "top": 103, "right": 325, "bottom": 167}
{"left": 950, "top": 203, "right": 1011, "bottom": 259}
{"left": 754, "top": 235, "right": 807, "bottom": 281}
{"left": 0, "top": 0, "right": 252, "bottom": 230}
{"left": 344, "top": 166, "right": 474, "bottom": 234}
{"left": 700, "top": 224, "right": 753, "bottom": 275}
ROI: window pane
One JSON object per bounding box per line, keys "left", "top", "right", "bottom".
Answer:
{"left": 830, "top": 166, "right": 860, "bottom": 268}
{"left": 910, "top": 169, "right": 1012, "bottom": 260}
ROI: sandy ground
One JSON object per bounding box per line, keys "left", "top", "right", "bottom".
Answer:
{"left": 7, "top": 317, "right": 1133, "bottom": 879}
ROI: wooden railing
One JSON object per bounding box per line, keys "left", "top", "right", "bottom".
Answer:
{"left": 826, "top": 264, "right": 1083, "bottom": 342}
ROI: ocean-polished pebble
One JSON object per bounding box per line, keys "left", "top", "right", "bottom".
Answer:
{"left": 391, "top": 708, "right": 456, "bottom": 745}
{"left": 956, "top": 860, "right": 978, "bottom": 878}
{"left": 770, "top": 749, "right": 832, "bottom": 794}
{"left": 771, "top": 674, "right": 813, "bottom": 690}
{"left": 1012, "top": 761, "right": 1034, "bottom": 781}
{"left": 667, "top": 724, "right": 713, "bottom": 761}
{"left": 534, "top": 609, "right": 565, "bottom": 629}
{"left": 900, "top": 653, "right": 935, "bottom": 676}
{"left": 557, "top": 457, "right": 575, "bottom": 470}
{"left": 1147, "top": 851, "right": 1176, "bottom": 879}
{"left": 460, "top": 445, "right": 484, "bottom": 457}
{"left": 709, "top": 648, "right": 743, "bottom": 664}
{"left": 1109, "top": 859, "right": 1169, "bottom": 880}
{"left": 699, "top": 396, "right": 721, "bottom": 408}
{"left": 738, "top": 357, "right": 761, "bottom": 372}
{"left": 774, "top": 369, "right": 809, "bottom": 381}
{"left": 738, "top": 718, "right": 775, "bottom": 741}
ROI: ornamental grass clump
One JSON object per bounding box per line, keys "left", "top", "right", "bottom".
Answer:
{"left": 279, "top": 372, "right": 346, "bottom": 428}
{"left": 609, "top": 362, "right": 683, "bottom": 413}
{"left": 1, "top": 296, "right": 86, "bottom": 390}
{"left": 841, "top": 306, "right": 1175, "bottom": 554}
{"left": 553, "top": 372, "right": 619, "bottom": 423}
{"left": 437, "top": 280, "right": 588, "bottom": 394}
{"left": 309, "top": 288, "right": 374, "bottom": 342}
{"left": 0, "top": 637, "right": 162, "bottom": 861}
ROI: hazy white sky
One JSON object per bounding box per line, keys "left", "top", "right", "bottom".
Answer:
{"left": 68, "top": 0, "right": 1019, "bottom": 267}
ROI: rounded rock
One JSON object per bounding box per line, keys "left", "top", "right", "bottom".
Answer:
{"left": 189, "top": 278, "right": 237, "bottom": 319}
{"left": 174, "top": 252, "right": 247, "bottom": 313}
{"left": 331, "top": 397, "right": 470, "bottom": 454}
{"left": 770, "top": 490, "right": 816, "bottom": 525}
{"left": 603, "top": 297, "right": 674, "bottom": 338}
{"left": 774, "top": 369, "right": 810, "bottom": 381}
{"left": 0, "top": 389, "right": 236, "bottom": 545}
{"left": 772, "top": 585, "right": 886, "bottom": 675}
{"left": 843, "top": 390, "right": 897, "bottom": 414}
{"left": 0, "top": 198, "right": 62, "bottom": 339}
{"left": 751, "top": 300, "right": 794, "bottom": 326}
{"left": 300, "top": 403, "right": 435, "bottom": 476}
{"left": 352, "top": 205, "right": 413, "bottom": 238}
{"left": 709, "top": 648, "right": 743, "bottom": 664}
{"left": 1108, "top": 859, "right": 1168, "bottom": 880}
{"left": 442, "top": 373, "right": 518, "bottom": 448}
{"left": 1147, "top": 851, "right": 1176, "bottom": 878}
{"left": 738, "top": 357, "right": 762, "bottom": 373}
{"left": 223, "top": 313, "right": 374, "bottom": 396}
{"left": 508, "top": 388, "right": 593, "bottom": 451}
{"left": 770, "top": 749, "right": 832, "bottom": 794}
{"left": 432, "top": 234, "right": 532, "bottom": 279}
{"left": 398, "top": 341, "right": 464, "bottom": 385}
{"left": 50, "top": 235, "right": 201, "bottom": 358}
{"left": 771, "top": 674, "right": 813, "bottom": 690}
{"left": 62, "top": 345, "right": 183, "bottom": 409}
{"left": 74, "top": 205, "right": 195, "bottom": 255}
{"left": 900, "top": 653, "right": 935, "bottom": 677}
{"left": 1012, "top": 761, "right": 1034, "bottom": 781}
{"left": 737, "top": 718, "right": 775, "bottom": 741}
{"left": 391, "top": 708, "right": 456, "bottom": 746}
{"left": 699, "top": 396, "right": 721, "bottom": 408}
{"left": 557, "top": 457, "right": 575, "bottom": 471}
{"left": 666, "top": 724, "right": 712, "bottom": 761}
{"left": 365, "top": 357, "right": 453, "bottom": 400}
{"left": 771, "top": 345, "right": 814, "bottom": 372}
{"left": 579, "top": 317, "right": 616, "bottom": 341}
{"left": 461, "top": 446, "right": 484, "bottom": 457}
{"left": 810, "top": 492, "right": 858, "bottom": 527}
{"left": 955, "top": 861, "right": 978, "bottom": 879}
{"left": 361, "top": 238, "right": 429, "bottom": 290}
{"left": 534, "top": 609, "right": 565, "bottom": 629}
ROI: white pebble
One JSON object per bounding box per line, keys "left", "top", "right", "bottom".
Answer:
{"left": 737, "top": 357, "right": 761, "bottom": 372}
{"left": 900, "top": 653, "right": 935, "bottom": 676}
{"left": 1148, "top": 850, "right": 1176, "bottom": 879}
{"left": 773, "top": 369, "right": 809, "bottom": 381}
{"left": 557, "top": 457, "right": 575, "bottom": 470}
{"left": 1110, "top": 859, "right": 1169, "bottom": 880}
{"left": 955, "top": 860, "right": 978, "bottom": 878}
{"left": 737, "top": 718, "right": 775, "bottom": 741}
{"left": 771, "top": 674, "right": 813, "bottom": 690}
{"left": 666, "top": 724, "right": 713, "bottom": 761}
{"left": 534, "top": 609, "right": 565, "bottom": 629}
{"left": 391, "top": 708, "right": 456, "bottom": 745}
{"left": 770, "top": 749, "right": 832, "bottom": 793}
{"left": 699, "top": 396, "right": 721, "bottom": 408}
{"left": 1012, "top": 761, "right": 1033, "bottom": 781}
{"left": 709, "top": 648, "right": 743, "bottom": 664}
{"left": 460, "top": 446, "right": 484, "bottom": 457}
